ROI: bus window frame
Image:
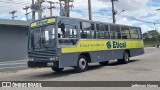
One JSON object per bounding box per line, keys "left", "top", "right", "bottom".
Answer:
{"left": 80, "top": 21, "right": 96, "bottom": 39}
{"left": 28, "top": 23, "right": 56, "bottom": 50}
{"left": 121, "top": 26, "right": 131, "bottom": 39}
{"left": 129, "top": 27, "right": 140, "bottom": 39}
{"left": 109, "top": 25, "right": 121, "bottom": 39}
{"left": 95, "top": 23, "right": 110, "bottom": 39}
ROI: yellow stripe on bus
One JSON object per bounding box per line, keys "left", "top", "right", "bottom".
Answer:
{"left": 61, "top": 39, "right": 144, "bottom": 53}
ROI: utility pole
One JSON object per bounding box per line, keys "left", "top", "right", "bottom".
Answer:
{"left": 156, "top": 9, "right": 160, "bottom": 44}
{"left": 154, "top": 23, "right": 159, "bottom": 44}
{"left": 37, "top": 0, "right": 45, "bottom": 19}
{"left": 31, "top": 0, "right": 35, "bottom": 21}
{"left": 47, "top": 1, "right": 56, "bottom": 17}
{"left": 23, "top": 6, "right": 30, "bottom": 21}
{"left": 111, "top": 0, "right": 118, "bottom": 24}
{"left": 88, "top": 0, "right": 92, "bottom": 20}
{"left": 31, "top": 0, "right": 45, "bottom": 20}
{"left": 59, "top": 0, "right": 74, "bottom": 17}
{"left": 9, "top": 10, "right": 17, "bottom": 20}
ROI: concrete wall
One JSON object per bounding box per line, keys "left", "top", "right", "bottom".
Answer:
{"left": 0, "top": 25, "right": 29, "bottom": 62}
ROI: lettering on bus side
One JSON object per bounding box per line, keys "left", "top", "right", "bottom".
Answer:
{"left": 113, "top": 41, "right": 126, "bottom": 48}
{"left": 106, "top": 41, "right": 126, "bottom": 49}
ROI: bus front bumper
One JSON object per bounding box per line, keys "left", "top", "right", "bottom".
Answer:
{"left": 27, "top": 61, "right": 59, "bottom": 68}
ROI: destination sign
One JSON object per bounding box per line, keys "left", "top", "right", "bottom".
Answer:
{"left": 31, "top": 18, "right": 56, "bottom": 27}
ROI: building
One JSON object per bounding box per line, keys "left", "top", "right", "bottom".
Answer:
{"left": 0, "top": 19, "right": 30, "bottom": 62}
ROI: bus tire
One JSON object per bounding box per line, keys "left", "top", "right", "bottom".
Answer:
{"left": 118, "top": 51, "right": 129, "bottom": 64}
{"left": 99, "top": 61, "right": 109, "bottom": 66}
{"left": 51, "top": 67, "right": 64, "bottom": 72}
{"left": 74, "top": 55, "right": 88, "bottom": 73}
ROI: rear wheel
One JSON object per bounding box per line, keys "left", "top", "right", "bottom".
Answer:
{"left": 51, "top": 67, "right": 64, "bottom": 72}
{"left": 118, "top": 51, "right": 129, "bottom": 64}
{"left": 74, "top": 55, "right": 88, "bottom": 73}
{"left": 99, "top": 61, "right": 109, "bottom": 66}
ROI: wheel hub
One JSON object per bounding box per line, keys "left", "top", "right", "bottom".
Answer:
{"left": 125, "top": 53, "right": 129, "bottom": 61}
{"left": 79, "top": 58, "right": 86, "bottom": 69}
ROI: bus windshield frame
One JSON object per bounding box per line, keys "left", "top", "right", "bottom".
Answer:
{"left": 28, "top": 24, "right": 56, "bottom": 50}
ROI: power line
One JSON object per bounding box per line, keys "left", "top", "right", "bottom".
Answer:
{"left": 130, "top": 0, "right": 146, "bottom": 8}
{"left": 123, "top": 15, "right": 160, "bottom": 24}
{"left": 0, "top": 0, "right": 30, "bottom": 5}
{"left": 130, "top": 0, "right": 156, "bottom": 12}
{"left": 0, "top": 0, "right": 31, "bottom": 4}
{"left": 0, "top": 6, "right": 8, "bottom": 7}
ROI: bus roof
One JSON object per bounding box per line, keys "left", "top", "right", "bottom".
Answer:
{"left": 31, "top": 16, "right": 141, "bottom": 28}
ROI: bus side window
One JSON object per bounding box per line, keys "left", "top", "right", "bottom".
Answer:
{"left": 110, "top": 25, "right": 121, "bottom": 39}
{"left": 130, "top": 27, "right": 139, "bottom": 39}
{"left": 80, "top": 22, "right": 95, "bottom": 39}
{"left": 137, "top": 28, "right": 142, "bottom": 39}
{"left": 97, "top": 24, "right": 109, "bottom": 39}
{"left": 110, "top": 31, "right": 116, "bottom": 39}
{"left": 121, "top": 27, "right": 130, "bottom": 39}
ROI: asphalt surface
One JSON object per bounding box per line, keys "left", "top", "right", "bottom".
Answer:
{"left": 0, "top": 47, "right": 155, "bottom": 72}
{"left": 0, "top": 59, "right": 28, "bottom": 72}
{"left": 0, "top": 47, "right": 160, "bottom": 90}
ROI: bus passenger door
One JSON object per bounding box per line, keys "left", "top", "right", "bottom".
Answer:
{"left": 58, "top": 24, "right": 80, "bottom": 67}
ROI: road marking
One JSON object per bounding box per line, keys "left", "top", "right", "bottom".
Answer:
{"left": 0, "top": 62, "right": 27, "bottom": 66}
{"left": 0, "top": 66, "right": 27, "bottom": 70}
{"left": 0, "top": 59, "right": 28, "bottom": 64}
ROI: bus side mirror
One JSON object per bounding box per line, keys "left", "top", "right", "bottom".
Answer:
{"left": 60, "top": 23, "right": 65, "bottom": 33}
{"left": 58, "top": 22, "right": 65, "bottom": 31}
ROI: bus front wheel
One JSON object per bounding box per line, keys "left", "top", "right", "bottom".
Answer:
{"left": 74, "top": 55, "right": 88, "bottom": 73}
{"left": 51, "top": 67, "right": 64, "bottom": 72}
{"left": 118, "top": 51, "right": 129, "bottom": 64}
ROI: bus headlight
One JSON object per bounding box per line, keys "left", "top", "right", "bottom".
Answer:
{"left": 50, "top": 58, "right": 55, "bottom": 61}
{"left": 29, "top": 58, "right": 34, "bottom": 61}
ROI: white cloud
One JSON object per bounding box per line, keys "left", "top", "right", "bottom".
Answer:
{"left": 21, "top": 17, "right": 27, "bottom": 21}
{"left": 0, "top": 0, "right": 160, "bottom": 33}
{"left": 0, "top": 0, "right": 31, "bottom": 16}
{"left": 140, "top": 25, "right": 153, "bottom": 33}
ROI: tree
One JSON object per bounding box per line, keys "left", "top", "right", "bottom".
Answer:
{"left": 143, "top": 30, "right": 160, "bottom": 46}
{"left": 143, "top": 32, "right": 149, "bottom": 40}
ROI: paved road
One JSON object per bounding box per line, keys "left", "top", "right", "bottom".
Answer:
{"left": 0, "top": 47, "right": 156, "bottom": 72}
{"left": 0, "top": 59, "right": 28, "bottom": 72}
{"left": 0, "top": 47, "right": 159, "bottom": 80}
{"left": 0, "top": 47, "right": 160, "bottom": 89}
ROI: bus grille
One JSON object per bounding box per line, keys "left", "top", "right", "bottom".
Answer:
{"left": 28, "top": 50, "right": 56, "bottom": 61}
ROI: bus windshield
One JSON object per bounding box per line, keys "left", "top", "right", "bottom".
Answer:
{"left": 29, "top": 25, "right": 56, "bottom": 50}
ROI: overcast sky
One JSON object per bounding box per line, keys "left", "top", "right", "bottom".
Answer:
{"left": 0, "top": 0, "right": 160, "bottom": 33}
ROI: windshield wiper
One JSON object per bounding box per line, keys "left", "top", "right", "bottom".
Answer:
{"left": 32, "top": 38, "right": 49, "bottom": 50}
{"left": 32, "top": 38, "right": 41, "bottom": 50}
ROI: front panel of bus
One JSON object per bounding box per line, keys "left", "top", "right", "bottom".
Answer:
{"left": 27, "top": 17, "right": 60, "bottom": 68}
